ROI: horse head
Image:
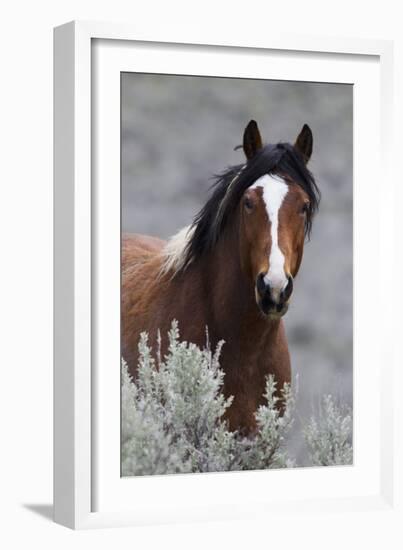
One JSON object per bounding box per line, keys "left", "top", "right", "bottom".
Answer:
{"left": 239, "top": 120, "right": 317, "bottom": 318}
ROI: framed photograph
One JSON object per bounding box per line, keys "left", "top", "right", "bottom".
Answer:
{"left": 54, "top": 21, "right": 396, "bottom": 529}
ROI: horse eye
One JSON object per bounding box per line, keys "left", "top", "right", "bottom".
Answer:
{"left": 301, "top": 202, "right": 310, "bottom": 215}
{"left": 244, "top": 197, "right": 254, "bottom": 213}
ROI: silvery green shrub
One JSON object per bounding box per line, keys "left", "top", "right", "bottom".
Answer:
{"left": 304, "top": 395, "right": 353, "bottom": 466}
{"left": 121, "top": 321, "right": 352, "bottom": 475}
{"left": 121, "top": 321, "right": 294, "bottom": 476}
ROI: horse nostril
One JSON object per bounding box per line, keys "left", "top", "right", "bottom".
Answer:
{"left": 281, "top": 275, "right": 293, "bottom": 303}
{"left": 256, "top": 273, "right": 269, "bottom": 297}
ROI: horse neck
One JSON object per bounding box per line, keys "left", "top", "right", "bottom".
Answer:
{"left": 197, "top": 219, "right": 281, "bottom": 348}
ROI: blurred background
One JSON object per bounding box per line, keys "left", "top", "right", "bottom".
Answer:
{"left": 121, "top": 73, "right": 353, "bottom": 465}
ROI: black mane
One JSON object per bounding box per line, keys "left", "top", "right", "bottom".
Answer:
{"left": 182, "top": 142, "right": 320, "bottom": 270}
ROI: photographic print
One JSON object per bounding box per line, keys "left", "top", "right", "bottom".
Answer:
{"left": 120, "top": 73, "right": 353, "bottom": 476}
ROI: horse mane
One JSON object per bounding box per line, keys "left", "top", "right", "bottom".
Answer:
{"left": 161, "top": 142, "right": 320, "bottom": 277}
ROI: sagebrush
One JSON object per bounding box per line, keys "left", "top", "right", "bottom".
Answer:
{"left": 122, "top": 321, "right": 352, "bottom": 475}
{"left": 303, "top": 394, "right": 353, "bottom": 466}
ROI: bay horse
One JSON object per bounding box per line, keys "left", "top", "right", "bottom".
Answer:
{"left": 122, "top": 120, "right": 320, "bottom": 433}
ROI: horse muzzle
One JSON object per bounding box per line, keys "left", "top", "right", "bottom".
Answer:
{"left": 255, "top": 273, "right": 293, "bottom": 318}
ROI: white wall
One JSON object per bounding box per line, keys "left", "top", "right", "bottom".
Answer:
{"left": 0, "top": 1, "right": 401, "bottom": 548}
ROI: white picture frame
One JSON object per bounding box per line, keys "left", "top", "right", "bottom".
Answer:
{"left": 54, "top": 20, "right": 398, "bottom": 530}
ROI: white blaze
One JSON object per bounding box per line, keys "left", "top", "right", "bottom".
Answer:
{"left": 251, "top": 174, "right": 289, "bottom": 302}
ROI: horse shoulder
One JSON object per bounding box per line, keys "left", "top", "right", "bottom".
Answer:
{"left": 122, "top": 233, "right": 166, "bottom": 311}
{"left": 122, "top": 233, "right": 168, "bottom": 370}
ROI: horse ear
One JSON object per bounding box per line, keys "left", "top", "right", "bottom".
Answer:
{"left": 243, "top": 120, "right": 263, "bottom": 160}
{"left": 294, "top": 124, "right": 313, "bottom": 164}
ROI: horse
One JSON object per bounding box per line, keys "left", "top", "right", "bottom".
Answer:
{"left": 122, "top": 120, "right": 320, "bottom": 433}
